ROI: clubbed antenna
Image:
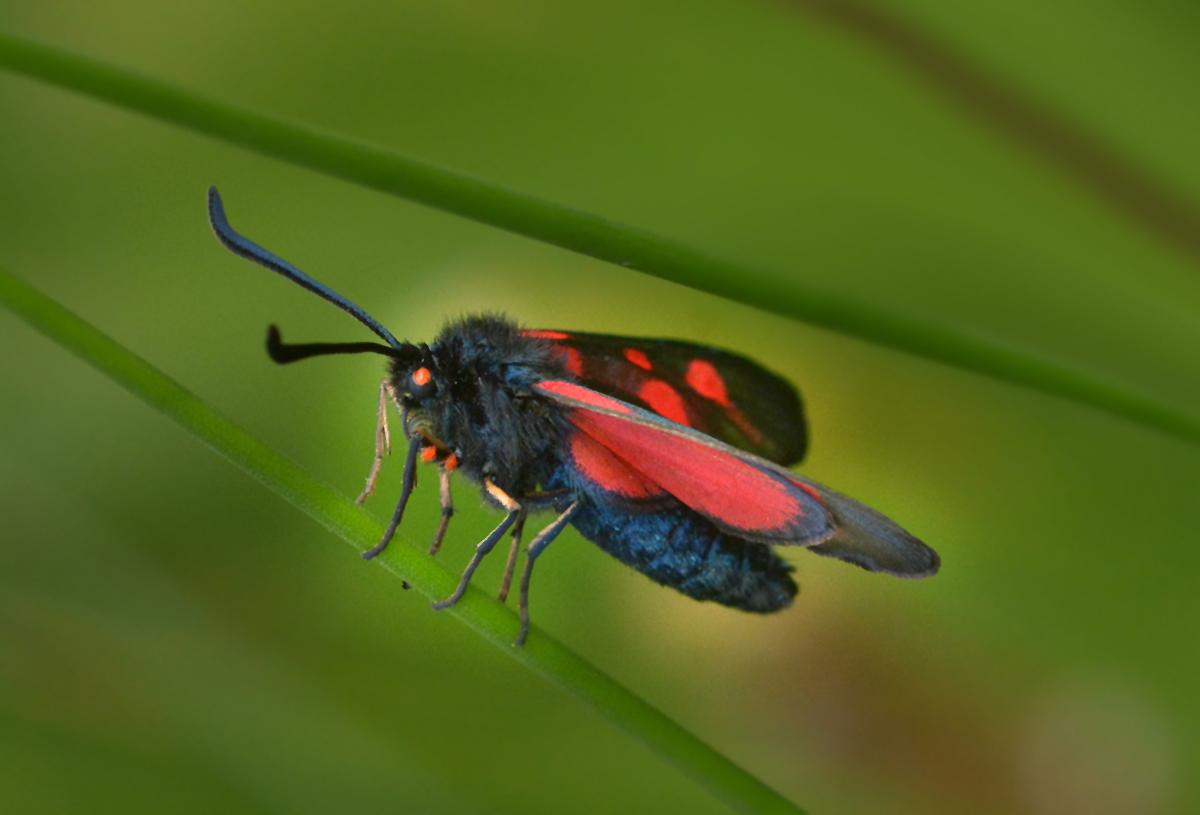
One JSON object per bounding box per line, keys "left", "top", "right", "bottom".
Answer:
{"left": 264, "top": 324, "right": 406, "bottom": 364}
{"left": 207, "top": 186, "right": 403, "bottom": 350}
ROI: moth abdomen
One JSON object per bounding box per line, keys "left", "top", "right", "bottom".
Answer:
{"left": 565, "top": 492, "right": 798, "bottom": 613}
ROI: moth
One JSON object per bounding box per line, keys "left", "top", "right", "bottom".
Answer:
{"left": 208, "top": 187, "right": 939, "bottom": 645}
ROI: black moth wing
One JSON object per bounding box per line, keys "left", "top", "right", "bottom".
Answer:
{"left": 531, "top": 330, "right": 808, "bottom": 465}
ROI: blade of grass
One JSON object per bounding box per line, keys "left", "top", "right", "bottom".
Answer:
{"left": 788, "top": 0, "right": 1200, "bottom": 268}
{"left": 1, "top": 31, "right": 1199, "bottom": 447}
{"left": 0, "top": 265, "right": 805, "bottom": 815}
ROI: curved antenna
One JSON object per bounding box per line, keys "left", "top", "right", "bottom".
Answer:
{"left": 207, "top": 186, "right": 402, "bottom": 349}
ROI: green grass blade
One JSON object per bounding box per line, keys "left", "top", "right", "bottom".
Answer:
{"left": 0, "top": 265, "right": 806, "bottom": 815}
{"left": 0, "top": 30, "right": 1198, "bottom": 447}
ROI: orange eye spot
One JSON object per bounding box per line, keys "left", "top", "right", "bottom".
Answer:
{"left": 420, "top": 445, "right": 437, "bottom": 462}
{"left": 444, "top": 453, "right": 458, "bottom": 471}
{"left": 412, "top": 367, "right": 431, "bottom": 386}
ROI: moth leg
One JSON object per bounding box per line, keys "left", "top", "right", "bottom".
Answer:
{"left": 515, "top": 501, "right": 581, "bottom": 647}
{"left": 431, "top": 479, "right": 520, "bottom": 611}
{"left": 356, "top": 379, "right": 393, "bottom": 505}
{"left": 497, "top": 511, "right": 526, "bottom": 604}
{"left": 428, "top": 466, "right": 455, "bottom": 556}
{"left": 362, "top": 434, "right": 421, "bottom": 560}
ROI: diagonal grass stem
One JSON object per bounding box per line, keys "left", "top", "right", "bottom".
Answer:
{"left": 1, "top": 31, "right": 1199, "bottom": 447}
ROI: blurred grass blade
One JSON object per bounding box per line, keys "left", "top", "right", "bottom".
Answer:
{"left": 1, "top": 31, "right": 1199, "bottom": 448}
{"left": 789, "top": 0, "right": 1200, "bottom": 266}
{"left": 0, "top": 265, "right": 806, "bottom": 815}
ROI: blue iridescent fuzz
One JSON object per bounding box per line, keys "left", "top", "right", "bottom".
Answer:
{"left": 547, "top": 467, "right": 798, "bottom": 611}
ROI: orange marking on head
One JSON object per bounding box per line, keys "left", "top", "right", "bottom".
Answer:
{"left": 412, "top": 367, "right": 431, "bottom": 386}
{"left": 638, "top": 380, "right": 689, "bottom": 426}
{"left": 524, "top": 330, "right": 570, "bottom": 340}
{"left": 444, "top": 453, "right": 458, "bottom": 471}
{"left": 420, "top": 445, "right": 437, "bottom": 462}
{"left": 685, "top": 359, "right": 730, "bottom": 407}
{"left": 623, "top": 348, "right": 652, "bottom": 370}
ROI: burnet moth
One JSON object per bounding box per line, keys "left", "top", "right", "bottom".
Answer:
{"left": 207, "top": 187, "right": 939, "bottom": 646}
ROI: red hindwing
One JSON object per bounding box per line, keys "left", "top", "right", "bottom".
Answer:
{"left": 535, "top": 380, "right": 940, "bottom": 577}
{"left": 536, "top": 381, "right": 832, "bottom": 545}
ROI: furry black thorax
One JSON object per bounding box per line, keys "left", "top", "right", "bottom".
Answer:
{"left": 389, "top": 314, "right": 572, "bottom": 501}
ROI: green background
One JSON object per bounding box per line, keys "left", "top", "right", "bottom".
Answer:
{"left": 2, "top": 1, "right": 1198, "bottom": 813}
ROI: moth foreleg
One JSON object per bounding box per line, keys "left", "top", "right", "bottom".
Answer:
{"left": 362, "top": 434, "right": 421, "bottom": 561}
{"left": 428, "top": 466, "right": 455, "bottom": 555}
{"left": 356, "top": 379, "right": 393, "bottom": 505}
{"left": 515, "top": 501, "right": 581, "bottom": 647}
{"left": 431, "top": 479, "right": 520, "bottom": 611}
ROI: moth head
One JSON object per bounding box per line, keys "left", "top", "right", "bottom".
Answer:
{"left": 390, "top": 344, "right": 440, "bottom": 405}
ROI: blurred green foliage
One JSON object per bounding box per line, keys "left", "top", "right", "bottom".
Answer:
{"left": 1, "top": 1, "right": 1198, "bottom": 813}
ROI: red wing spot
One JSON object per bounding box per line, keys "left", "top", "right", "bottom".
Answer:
{"left": 623, "top": 348, "right": 653, "bottom": 370}
{"left": 524, "top": 330, "right": 570, "bottom": 340}
{"left": 725, "top": 405, "right": 765, "bottom": 445}
{"left": 563, "top": 347, "right": 584, "bottom": 377}
{"left": 685, "top": 359, "right": 730, "bottom": 407}
{"left": 638, "top": 380, "right": 690, "bottom": 426}
{"left": 534, "top": 381, "right": 633, "bottom": 413}
{"left": 569, "top": 431, "right": 664, "bottom": 499}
